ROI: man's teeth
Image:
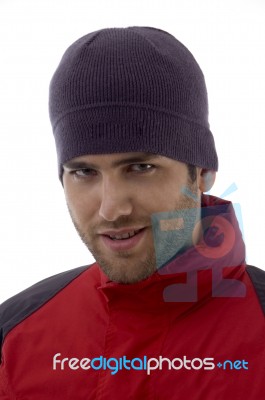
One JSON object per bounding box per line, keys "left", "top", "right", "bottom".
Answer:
{"left": 109, "top": 229, "right": 141, "bottom": 240}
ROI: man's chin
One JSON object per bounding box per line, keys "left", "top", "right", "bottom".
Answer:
{"left": 96, "top": 259, "right": 157, "bottom": 284}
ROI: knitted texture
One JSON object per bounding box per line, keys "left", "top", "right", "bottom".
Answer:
{"left": 49, "top": 26, "right": 218, "bottom": 179}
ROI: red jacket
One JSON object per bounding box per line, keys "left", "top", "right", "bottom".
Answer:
{"left": 0, "top": 196, "right": 264, "bottom": 399}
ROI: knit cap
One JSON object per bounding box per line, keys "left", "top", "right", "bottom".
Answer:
{"left": 49, "top": 26, "right": 218, "bottom": 179}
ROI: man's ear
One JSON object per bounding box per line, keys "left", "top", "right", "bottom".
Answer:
{"left": 198, "top": 169, "right": 216, "bottom": 192}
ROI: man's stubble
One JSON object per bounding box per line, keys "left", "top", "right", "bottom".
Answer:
{"left": 67, "top": 182, "right": 200, "bottom": 284}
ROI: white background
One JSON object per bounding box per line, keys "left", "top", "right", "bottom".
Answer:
{"left": 0, "top": 0, "right": 264, "bottom": 303}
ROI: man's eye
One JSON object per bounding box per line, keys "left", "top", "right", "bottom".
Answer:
{"left": 129, "top": 164, "right": 154, "bottom": 172}
{"left": 72, "top": 169, "right": 97, "bottom": 177}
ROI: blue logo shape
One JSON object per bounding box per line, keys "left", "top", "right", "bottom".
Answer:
{"left": 151, "top": 182, "right": 247, "bottom": 302}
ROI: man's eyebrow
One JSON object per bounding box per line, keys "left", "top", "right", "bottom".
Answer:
{"left": 63, "top": 153, "right": 162, "bottom": 170}
{"left": 63, "top": 161, "right": 93, "bottom": 170}
{"left": 111, "top": 153, "right": 162, "bottom": 167}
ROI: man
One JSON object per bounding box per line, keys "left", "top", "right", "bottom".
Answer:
{"left": 0, "top": 26, "right": 264, "bottom": 399}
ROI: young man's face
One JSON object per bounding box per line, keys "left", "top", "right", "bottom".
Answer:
{"left": 63, "top": 152, "right": 202, "bottom": 284}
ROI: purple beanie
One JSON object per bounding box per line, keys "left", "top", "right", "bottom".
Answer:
{"left": 49, "top": 26, "right": 218, "bottom": 180}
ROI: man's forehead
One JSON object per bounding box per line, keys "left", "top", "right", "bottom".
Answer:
{"left": 63, "top": 152, "right": 165, "bottom": 169}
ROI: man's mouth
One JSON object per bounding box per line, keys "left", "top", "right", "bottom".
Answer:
{"left": 107, "top": 229, "right": 142, "bottom": 240}
{"left": 99, "top": 228, "right": 146, "bottom": 251}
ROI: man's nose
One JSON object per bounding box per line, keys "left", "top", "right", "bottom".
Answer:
{"left": 98, "top": 177, "right": 133, "bottom": 221}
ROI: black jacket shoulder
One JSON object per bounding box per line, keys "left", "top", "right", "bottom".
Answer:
{"left": 246, "top": 265, "right": 265, "bottom": 316}
{"left": 0, "top": 265, "right": 89, "bottom": 356}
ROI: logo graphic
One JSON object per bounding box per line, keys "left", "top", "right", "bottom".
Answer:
{"left": 151, "top": 183, "right": 247, "bottom": 301}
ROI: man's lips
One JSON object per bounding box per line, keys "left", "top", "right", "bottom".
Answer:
{"left": 98, "top": 227, "right": 146, "bottom": 236}
{"left": 99, "top": 227, "right": 147, "bottom": 251}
